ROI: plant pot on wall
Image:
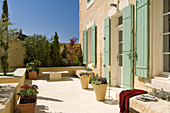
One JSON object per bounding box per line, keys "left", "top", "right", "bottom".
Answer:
{"left": 17, "top": 84, "right": 39, "bottom": 113}
{"left": 80, "top": 73, "right": 90, "bottom": 89}
{"left": 94, "top": 83, "right": 108, "bottom": 101}
{"left": 28, "top": 71, "right": 37, "bottom": 80}
{"left": 18, "top": 102, "right": 36, "bottom": 113}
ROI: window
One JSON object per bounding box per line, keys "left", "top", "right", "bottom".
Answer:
{"left": 118, "top": 16, "right": 123, "bottom": 66}
{"left": 163, "top": 0, "right": 170, "bottom": 73}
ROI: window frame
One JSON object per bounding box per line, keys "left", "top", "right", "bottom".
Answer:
{"left": 162, "top": 0, "right": 170, "bottom": 74}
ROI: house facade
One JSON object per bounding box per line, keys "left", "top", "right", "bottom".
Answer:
{"left": 79, "top": 0, "right": 170, "bottom": 91}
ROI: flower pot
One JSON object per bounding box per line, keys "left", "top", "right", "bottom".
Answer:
{"left": 94, "top": 83, "right": 108, "bottom": 101}
{"left": 28, "top": 71, "right": 37, "bottom": 80}
{"left": 18, "top": 103, "right": 36, "bottom": 113}
{"left": 80, "top": 76, "right": 90, "bottom": 89}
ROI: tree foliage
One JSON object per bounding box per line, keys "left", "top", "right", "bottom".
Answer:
{"left": 50, "top": 32, "right": 61, "bottom": 66}
{"left": 22, "top": 34, "right": 50, "bottom": 66}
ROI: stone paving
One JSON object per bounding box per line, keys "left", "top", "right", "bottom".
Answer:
{"left": 22, "top": 76, "right": 121, "bottom": 113}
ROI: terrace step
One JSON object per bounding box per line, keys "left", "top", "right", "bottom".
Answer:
{"left": 146, "top": 75, "right": 170, "bottom": 91}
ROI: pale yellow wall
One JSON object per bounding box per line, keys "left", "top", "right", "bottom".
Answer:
{"left": 8, "top": 42, "right": 25, "bottom": 70}
{"left": 80, "top": 0, "right": 164, "bottom": 89}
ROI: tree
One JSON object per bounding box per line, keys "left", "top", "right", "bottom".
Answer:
{"left": 0, "top": 17, "right": 18, "bottom": 75}
{"left": 2, "top": 0, "right": 8, "bottom": 19}
{"left": 50, "top": 32, "right": 61, "bottom": 66}
{"left": 0, "top": 0, "right": 18, "bottom": 75}
{"left": 22, "top": 34, "right": 50, "bottom": 66}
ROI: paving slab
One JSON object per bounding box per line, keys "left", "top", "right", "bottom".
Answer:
{"left": 22, "top": 76, "right": 121, "bottom": 113}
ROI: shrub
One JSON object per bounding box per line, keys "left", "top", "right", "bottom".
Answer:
{"left": 26, "top": 60, "right": 41, "bottom": 74}
{"left": 22, "top": 34, "right": 50, "bottom": 66}
{"left": 50, "top": 32, "right": 61, "bottom": 66}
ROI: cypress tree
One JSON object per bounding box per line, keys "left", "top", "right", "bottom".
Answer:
{"left": 50, "top": 32, "right": 61, "bottom": 66}
{"left": 0, "top": 0, "right": 17, "bottom": 75}
{"left": 2, "top": 0, "right": 8, "bottom": 19}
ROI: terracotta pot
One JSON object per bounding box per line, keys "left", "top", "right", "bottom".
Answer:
{"left": 18, "top": 103, "right": 36, "bottom": 113}
{"left": 94, "top": 83, "right": 108, "bottom": 101}
{"left": 80, "top": 76, "right": 90, "bottom": 89}
{"left": 28, "top": 71, "right": 37, "bottom": 80}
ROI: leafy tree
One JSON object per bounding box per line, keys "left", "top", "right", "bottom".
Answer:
{"left": 68, "top": 37, "right": 78, "bottom": 60}
{"left": 50, "top": 32, "right": 61, "bottom": 66}
{"left": 22, "top": 34, "right": 50, "bottom": 66}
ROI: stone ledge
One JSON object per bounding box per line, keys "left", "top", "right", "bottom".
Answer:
{"left": 0, "top": 83, "right": 18, "bottom": 113}
{"left": 130, "top": 94, "right": 170, "bottom": 113}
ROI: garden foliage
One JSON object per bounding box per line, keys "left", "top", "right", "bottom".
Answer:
{"left": 22, "top": 34, "right": 50, "bottom": 66}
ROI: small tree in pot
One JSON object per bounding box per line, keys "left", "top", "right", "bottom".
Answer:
{"left": 17, "top": 84, "right": 39, "bottom": 113}
{"left": 79, "top": 73, "right": 90, "bottom": 89}
{"left": 26, "top": 60, "right": 41, "bottom": 80}
{"left": 92, "top": 77, "right": 108, "bottom": 101}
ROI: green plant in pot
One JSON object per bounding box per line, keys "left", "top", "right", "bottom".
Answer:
{"left": 90, "top": 74, "right": 99, "bottom": 85}
{"left": 17, "top": 84, "right": 39, "bottom": 113}
{"left": 79, "top": 73, "right": 90, "bottom": 89}
{"left": 26, "top": 60, "right": 41, "bottom": 80}
{"left": 93, "top": 77, "right": 108, "bottom": 101}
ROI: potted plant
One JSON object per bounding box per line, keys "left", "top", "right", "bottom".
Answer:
{"left": 17, "top": 84, "right": 39, "bottom": 113}
{"left": 26, "top": 60, "right": 41, "bottom": 80}
{"left": 79, "top": 73, "right": 90, "bottom": 89}
{"left": 89, "top": 74, "right": 99, "bottom": 86}
{"left": 92, "top": 77, "right": 108, "bottom": 101}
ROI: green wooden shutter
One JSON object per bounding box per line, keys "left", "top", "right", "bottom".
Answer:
{"left": 83, "top": 30, "right": 87, "bottom": 64}
{"left": 104, "top": 17, "right": 111, "bottom": 81}
{"left": 135, "top": 0, "right": 149, "bottom": 78}
{"left": 122, "top": 4, "right": 134, "bottom": 90}
{"left": 92, "top": 24, "right": 96, "bottom": 66}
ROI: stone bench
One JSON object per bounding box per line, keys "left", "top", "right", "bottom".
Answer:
{"left": 42, "top": 71, "right": 69, "bottom": 81}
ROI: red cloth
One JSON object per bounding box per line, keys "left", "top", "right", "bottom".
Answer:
{"left": 119, "top": 89, "right": 148, "bottom": 113}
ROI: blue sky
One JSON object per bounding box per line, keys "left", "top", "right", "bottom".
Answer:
{"left": 0, "top": 0, "right": 79, "bottom": 43}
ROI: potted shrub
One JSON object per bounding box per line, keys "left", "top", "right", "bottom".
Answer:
{"left": 79, "top": 73, "right": 90, "bottom": 89}
{"left": 89, "top": 74, "right": 99, "bottom": 86}
{"left": 26, "top": 60, "right": 41, "bottom": 80}
{"left": 17, "top": 84, "right": 39, "bottom": 113}
{"left": 93, "top": 77, "right": 108, "bottom": 101}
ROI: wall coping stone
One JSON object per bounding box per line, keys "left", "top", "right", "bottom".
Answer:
{"left": 0, "top": 83, "right": 18, "bottom": 112}
{"left": 0, "top": 68, "right": 26, "bottom": 78}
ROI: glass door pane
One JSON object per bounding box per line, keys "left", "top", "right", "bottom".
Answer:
{"left": 163, "top": 0, "right": 170, "bottom": 14}
{"left": 163, "top": 35, "right": 170, "bottom": 52}
{"left": 163, "top": 54, "right": 170, "bottom": 72}
{"left": 163, "top": 15, "right": 170, "bottom": 33}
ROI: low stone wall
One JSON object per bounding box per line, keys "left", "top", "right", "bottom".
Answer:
{"left": 130, "top": 94, "right": 170, "bottom": 113}
{"left": 0, "top": 83, "right": 18, "bottom": 113}
{"left": 38, "top": 66, "right": 85, "bottom": 77}
{"left": 0, "top": 68, "right": 26, "bottom": 92}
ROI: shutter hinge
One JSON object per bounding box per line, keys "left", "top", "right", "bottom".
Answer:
{"left": 103, "top": 37, "right": 106, "bottom": 40}
{"left": 148, "top": 1, "right": 151, "bottom": 5}
{"left": 131, "top": 68, "right": 133, "bottom": 72}
{"left": 131, "top": 29, "right": 134, "bottom": 34}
